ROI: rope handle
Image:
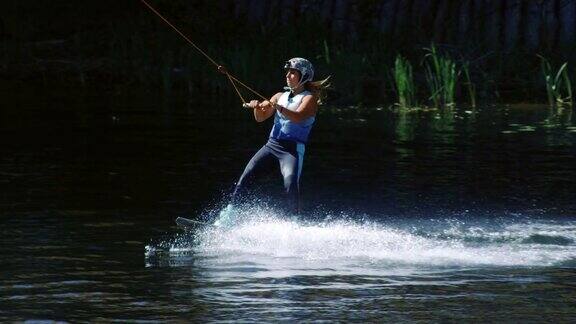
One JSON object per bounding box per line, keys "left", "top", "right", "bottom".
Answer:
{"left": 241, "top": 100, "right": 281, "bottom": 111}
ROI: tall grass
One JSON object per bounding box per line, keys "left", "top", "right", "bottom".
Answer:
{"left": 321, "top": 39, "right": 331, "bottom": 65}
{"left": 423, "top": 45, "right": 458, "bottom": 108}
{"left": 538, "top": 55, "right": 573, "bottom": 108}
{"left": 393, "top": 55, "right": 417, "bottom": 109}
{"left": 462, "top": 62, "right": 476, "bottom": 108}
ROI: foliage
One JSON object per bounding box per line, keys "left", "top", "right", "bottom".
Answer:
{"left": 462, "top": 62, "right": 476, "bottom": 108}
{"left": 393, "top": 55, "right": 417, "bottom": 109}
{"left": 1, "top": 0, "right": 574, "bottom": 107}
{"left": 423, "top": 45, "right": 458, "bottom": 109}
{"left": 538, "top": 55, "right": 573, "bottom": 109}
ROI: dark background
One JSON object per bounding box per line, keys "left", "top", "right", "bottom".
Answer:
{"left": 2, "top": 0, "right": 576, "bottom": 103}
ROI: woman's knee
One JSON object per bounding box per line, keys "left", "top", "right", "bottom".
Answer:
{"left": 282, "top": 173, "right": 298, "bottom": 191}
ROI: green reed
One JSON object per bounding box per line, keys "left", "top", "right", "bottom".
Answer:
{"left": 538, "top": 55, "right": 573, "bottom": 108}
{"left": 423, "top": 45, "right": 458, "bottom": 108}
{"left": 393, "top": 55, "right": 417, "bottom": 109}
{"left": 322, "top": 39, "right": 331, "bottom": 65}
{"left": 462, "top": 62, "right": 476, "bottom": 108}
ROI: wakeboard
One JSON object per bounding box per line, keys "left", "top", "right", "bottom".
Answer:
{"left": 175, "top": 217, "right": 209, "bottom": 230}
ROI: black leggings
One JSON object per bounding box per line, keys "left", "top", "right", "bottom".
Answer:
{"left": 232, "top": 138, "right": 305, "bottom": 213}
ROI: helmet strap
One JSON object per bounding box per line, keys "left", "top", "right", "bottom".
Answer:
{"left": 291, "top": 74, "right": 308, "bottom": 92}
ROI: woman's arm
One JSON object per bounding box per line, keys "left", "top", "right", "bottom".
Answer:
{"left": 269, "top": 94, "right": 318, "bottom": 123}
{"left": 251, "top": 92, "right": 282, "bottom": 122}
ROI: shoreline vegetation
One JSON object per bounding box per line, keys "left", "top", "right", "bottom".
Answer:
{"left": 1, "top": 0, "right": 575, "bottom": 110}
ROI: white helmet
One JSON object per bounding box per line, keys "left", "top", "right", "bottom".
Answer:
{"left": 284, "top": 57, "right": 314, "bottom": 87}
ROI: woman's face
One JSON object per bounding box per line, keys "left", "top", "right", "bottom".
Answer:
{"left": 285, "top": 68, "right": 301, "bottom": 88}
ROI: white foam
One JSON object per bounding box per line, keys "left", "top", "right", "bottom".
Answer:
{"left": 149, "top": 208, "right": 576, "bottom": 268}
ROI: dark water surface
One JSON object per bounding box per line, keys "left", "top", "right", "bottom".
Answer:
{"left": 1, "top": 87, "right": 575, "bottom": 321}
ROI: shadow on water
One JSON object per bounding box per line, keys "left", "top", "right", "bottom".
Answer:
{"left": 1, "top": 85, "right": 575, "bottom": 216}
{"left": 310, "top": 103, "right": 575, "bottom": 218}
{"left": 1, "top": 86, "right": 576, "bottom": 321}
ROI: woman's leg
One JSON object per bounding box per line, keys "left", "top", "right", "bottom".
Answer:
{"left": 231, "top": 145, "right": 275, "bottom": 204}
{"left": 277, "top": 150, "right": 302, "bottom": 214}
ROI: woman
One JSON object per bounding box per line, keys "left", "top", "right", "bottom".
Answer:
{"left": 217, "top": 57, "right": 329, "bottom": 225}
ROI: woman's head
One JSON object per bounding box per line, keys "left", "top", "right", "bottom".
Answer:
{"left": 285, "top": 68, "right": 301, "bottom": 89}
{"left": 284, "top": 57, "right": 314, "bottom": 89}
{"left": 284, "top": 57, "right": 331, "bottom": 104}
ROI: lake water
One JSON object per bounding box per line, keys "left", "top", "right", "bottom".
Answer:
{"left": 1, "top": 87, "right": 575, "bottom": 321}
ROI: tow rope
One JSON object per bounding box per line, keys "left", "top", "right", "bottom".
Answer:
{"left": 140, "top": 0, "right": 267, "bottom": 106}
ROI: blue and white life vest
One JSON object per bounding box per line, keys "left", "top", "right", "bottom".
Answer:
{"left": 269, "top": 90, "right": 316, "bottom": 144}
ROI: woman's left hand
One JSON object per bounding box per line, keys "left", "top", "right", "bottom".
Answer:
{"left": 258, "top": 100, "right": 272, "bottom": 111}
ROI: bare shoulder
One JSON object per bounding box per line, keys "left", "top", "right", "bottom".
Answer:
{"left": 271, "top": 92, "right": 284, "bottom": 102}
{"left": 301, "top": 94, "right": 318, "bottom": 107}
{"left": 297, "top": 93, "right": 318, "bottom": 118}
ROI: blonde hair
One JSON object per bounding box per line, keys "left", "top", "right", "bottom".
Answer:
{"left": 305, "top": 76, "right": 331, "bottom": 105}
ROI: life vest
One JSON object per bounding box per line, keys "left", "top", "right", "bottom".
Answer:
{"left": 269, "top": 90, "right": 316, "bottom": 144}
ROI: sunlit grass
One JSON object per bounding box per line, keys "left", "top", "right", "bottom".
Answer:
{"left": 423, "top": 45, "right": 458, "bottom": 109}
{"left": 393, "top": 55, "right": 417, "bottom": 109}
{"left": 462, "top": 62, "right": 476, "bottom": 108}
{"left": 538, "top": 55, "right": 573, "bottom": 109}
